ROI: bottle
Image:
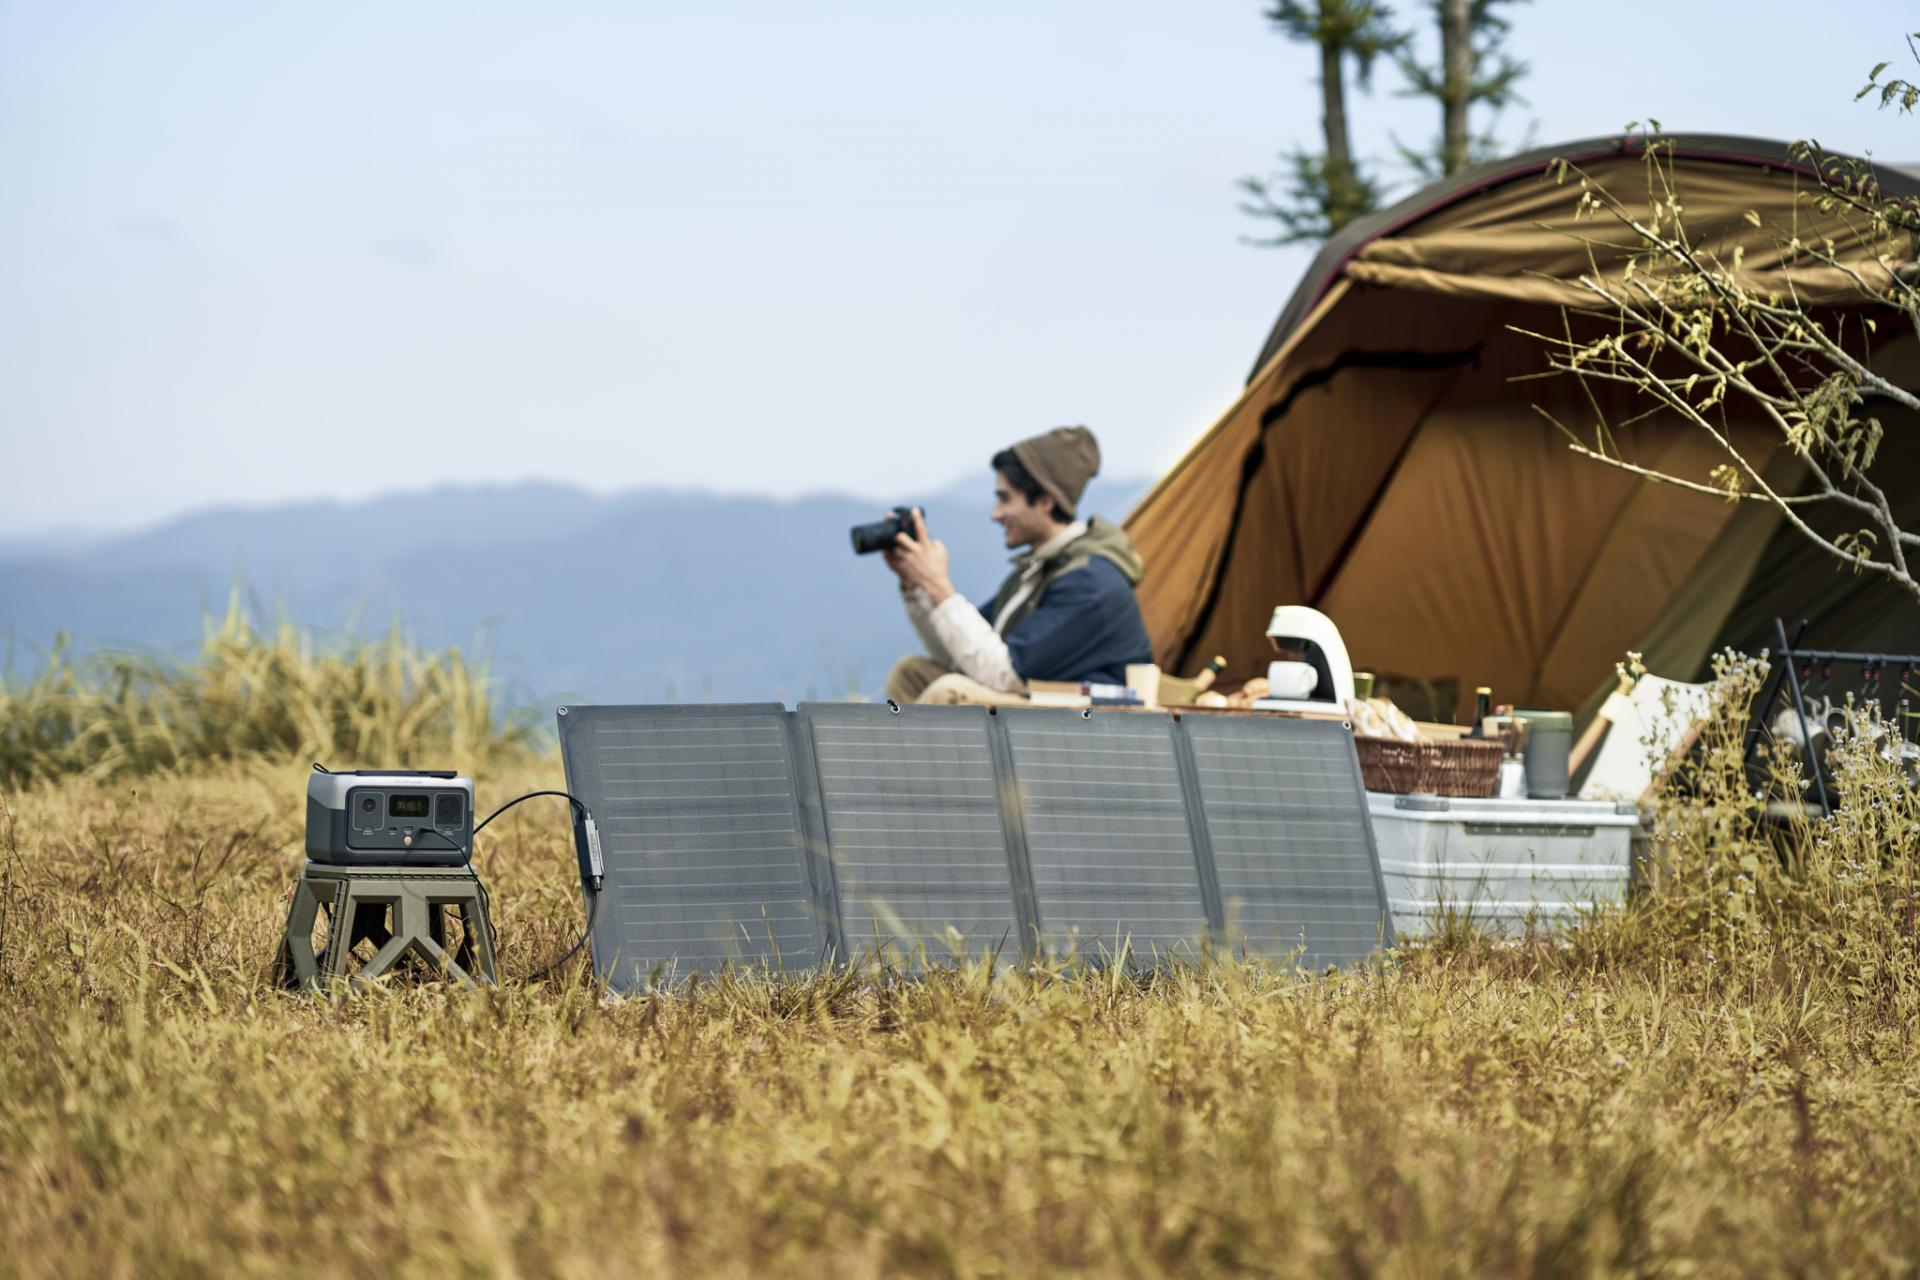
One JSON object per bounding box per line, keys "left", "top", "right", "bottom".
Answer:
{"left": 1190, "top": 655, "right": 1228, "bottom": 694}
{"left": 1465, "top": 686, "right": 1492, "bottom": 738}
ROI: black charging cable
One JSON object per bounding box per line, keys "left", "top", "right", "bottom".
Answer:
{"left": 522, "top": 893, "right": 602, "bottom": 983}
{"left": 475, "top": 789, "right": 588, "bottom": 835}
{"left": 407, "top": 806, "right": 602, "bottom": 983}
{"left": 449, "top": 790, "right": 606, "bottom": 981}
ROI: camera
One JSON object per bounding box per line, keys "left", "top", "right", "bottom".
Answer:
{"left": 850, "top": 505, "right": 924, "bottom": 556}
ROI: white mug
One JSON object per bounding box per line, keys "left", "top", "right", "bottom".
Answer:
{"left": 1266, "top": 660, "right": 1319, "bottom": 700}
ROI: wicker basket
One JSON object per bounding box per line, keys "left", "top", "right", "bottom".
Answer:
{"left": 1354, "top": 734, "right": 1507, "bottom": 797}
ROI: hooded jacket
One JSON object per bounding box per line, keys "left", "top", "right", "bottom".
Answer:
{"left": 979, "top": 516, "right": 1152, "bottom": 686}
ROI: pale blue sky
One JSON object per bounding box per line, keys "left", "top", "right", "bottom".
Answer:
{"left": 3, "top": 2, "right": 1916, "bottom": 537}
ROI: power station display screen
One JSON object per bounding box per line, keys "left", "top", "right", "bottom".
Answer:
{"left": 388, "top": 794, "right": 431, "bottom": 819}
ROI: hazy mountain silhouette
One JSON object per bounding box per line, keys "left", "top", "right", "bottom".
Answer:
{"left": 0, "top": 475, "right": 1150, "bottom": 705}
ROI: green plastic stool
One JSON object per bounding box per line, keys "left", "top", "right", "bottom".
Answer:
{"left": 275, "top": 862, "right": 499, "bottom": 990}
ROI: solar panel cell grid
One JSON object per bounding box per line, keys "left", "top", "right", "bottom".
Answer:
{"left": 800, "top": 705, "right": 1022, "bottom": 961}
{"left": 1180, "top": 715, "right": 1391, "bottom": 967}
{"left": 999, "top": 710, "right": 1210, "bottom": 963}
{"left": 557, "top": 704, "right": 825, "bottom": 985}
{"left": 561, "top": 703, "right": 1390, "bottom": 987}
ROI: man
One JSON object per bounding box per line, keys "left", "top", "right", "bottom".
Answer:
{"left": 882, "top": 425, "right": 1153, "bottom": 706}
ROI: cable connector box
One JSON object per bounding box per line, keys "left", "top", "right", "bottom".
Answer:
{"left": 582, "top": 816, "right": 606, "bottom": 891}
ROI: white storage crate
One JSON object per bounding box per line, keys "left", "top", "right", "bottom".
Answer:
{"left": 1366, "top": 792, "right": 1640, "bottom": 938}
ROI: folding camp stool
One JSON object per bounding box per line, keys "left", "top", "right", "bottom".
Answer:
{"left": 274, "top": 862, "right": 499, "bottom": 989}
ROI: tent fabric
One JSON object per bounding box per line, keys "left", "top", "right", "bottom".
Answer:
{"left": 1127, "top": 134, "right": 1920, "bottom": 721}
{"left": 1247, "top": 134, "right": 1920, "bottom": 377}
{"left": 1342, "top": 152, "right": 1901, "bottom": 309}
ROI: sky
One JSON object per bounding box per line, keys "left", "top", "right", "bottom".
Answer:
{"left": 2, "top": 1, "right": 1917, "bottom": 539}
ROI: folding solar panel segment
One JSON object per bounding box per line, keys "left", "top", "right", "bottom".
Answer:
{"left": 1179, "top": 714, "right": 1392, "bottom": 967}
{"left": 799, "top": 703, "right": 1024, "bottom": 962}
{"left": 998, "top": 708, "right": 1212, "bottom": 963}
{"left": 556, "top": 704, "right": 826, "bottom": 987}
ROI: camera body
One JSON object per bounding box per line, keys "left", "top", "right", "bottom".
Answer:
{"left": 850, "top": 505, "right": 923, "bottom": 556}
{"left": 306, "top": 769, "right": 474, "bottom": 867}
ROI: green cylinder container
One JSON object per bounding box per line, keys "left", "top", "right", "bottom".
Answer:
{"left": 1515, "top": 708, "right": 1573, "bottom": 800}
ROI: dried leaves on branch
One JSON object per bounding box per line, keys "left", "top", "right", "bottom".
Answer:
{"left": 1858, "top": 35, "right": 1920, "bottom": 115}
{"left": 1521, "top": 121, "right": 1920, "bottom": 602}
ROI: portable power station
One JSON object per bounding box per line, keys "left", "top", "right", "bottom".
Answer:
{"left": 306, "top": 768, "right": 475, "bottom": 867}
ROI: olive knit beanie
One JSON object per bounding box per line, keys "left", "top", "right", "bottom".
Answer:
{"left": 1009, "top": 425, "right": 1101, "bottom": 519}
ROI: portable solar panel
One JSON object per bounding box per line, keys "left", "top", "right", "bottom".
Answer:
{"left": 556, "top": 704, "right": 829, "bottom": 986}
{"left": 1178, "top": 714, "right": 1392, "bottom": 967}
{"left": 798, "top": 703, "right": 1026, "bottom": 963}
{"left": 562, "top": 700, "right": 1390, "bottom": 986}
{"left": 998, "top": 708, "right": 1213, "bottom": 963}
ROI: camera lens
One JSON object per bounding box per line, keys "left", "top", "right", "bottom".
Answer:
{"left": 849, "top": 516, "right": 897, "bottom": 556}
{"left": 360, "top": 796, "right": 378, "bottom": 814}
{"left": 849, "top": 507, "right": 919, "bottom": 556}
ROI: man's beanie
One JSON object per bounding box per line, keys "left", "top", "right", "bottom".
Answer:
{"left": 1009, "top": 425, "right": 1101, "bottom": 519}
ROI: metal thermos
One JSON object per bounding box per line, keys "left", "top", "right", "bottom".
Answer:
{"left": 1515, "top": 708, "right": 1573, "bottom": 799}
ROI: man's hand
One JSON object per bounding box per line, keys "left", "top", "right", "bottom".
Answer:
{"left": 878, "top": 511, "right": 919, "bottom": 581}
{"left": 890, "top": 509, "right": 956, "bottom": 605}
{"left": 880, "top": 515, "right": 911, "bottom": 581}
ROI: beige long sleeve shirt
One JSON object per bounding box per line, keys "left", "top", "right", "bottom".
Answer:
{"left": 897, "top": 521, "right": 1087, "bottom": 696}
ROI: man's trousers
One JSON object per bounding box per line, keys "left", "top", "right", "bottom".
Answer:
{"left": 883, "top": 654, "right": 1030, "bottom": 707}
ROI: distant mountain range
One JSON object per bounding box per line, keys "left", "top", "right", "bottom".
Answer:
{"left": 0, "top": 475, "right": 1151, "bottom": 706}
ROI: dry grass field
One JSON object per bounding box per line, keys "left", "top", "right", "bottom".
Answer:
{"left": 4, "top": 631, "right": 1920, "bottom": 1276}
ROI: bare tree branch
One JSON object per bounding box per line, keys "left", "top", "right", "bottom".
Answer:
{"left": 1519, "top": 128, "right": 1920, "bottom": 602}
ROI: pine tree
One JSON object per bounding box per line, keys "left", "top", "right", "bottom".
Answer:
{"left": 1238, "top": 0, "right": 1404, "bottom": 245}
{"left": 1394, "top": 0, "right": 1528, "bottom": 179}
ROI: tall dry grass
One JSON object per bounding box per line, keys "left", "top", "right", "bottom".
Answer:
{"left": 1, "top": 651, "right": 1918, "bottom": 1274}
{"left": 1621, "top": 653, "right": 1920, "bottom": 1021}
{"left": 0, "top": 598, "right": 538, "bottom": 788}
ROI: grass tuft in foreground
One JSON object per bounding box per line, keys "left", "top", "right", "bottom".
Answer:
{"left": 0, "top": 597, "right": 538, "bottom": 788}
{"left": 1, "top": 655, "right": 1919, "bottom": 1273}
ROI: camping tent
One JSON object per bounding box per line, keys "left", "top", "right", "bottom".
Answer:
{"left": 1125, "top": 133, "right": 1920, "bottom": 721}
